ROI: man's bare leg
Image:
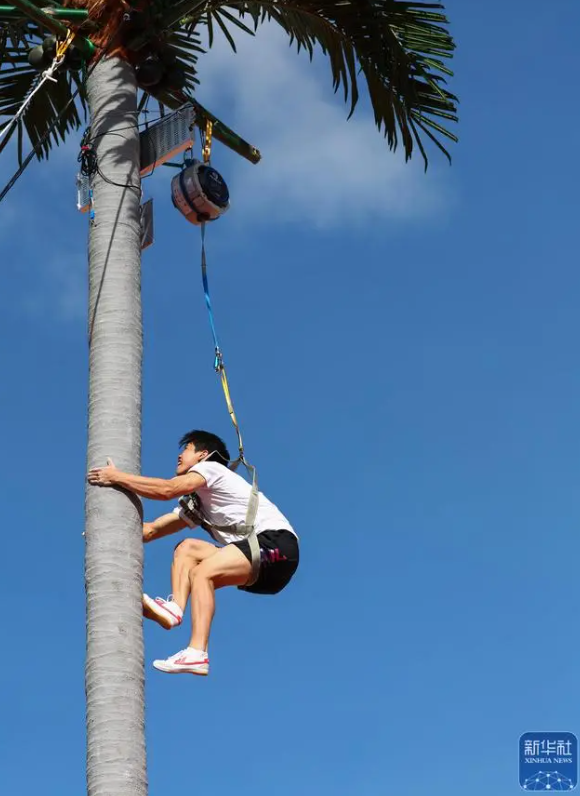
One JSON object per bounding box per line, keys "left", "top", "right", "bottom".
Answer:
{"left": 188, "top": 544, "right": 252, "bottom": 652}
{"left": 151, "top": 545, "right": 251, "bottom": 675}
{"left": 143, "top": 538, "right": 218, "bottom": 628}
{"left": 171, "top": 538, "right": 219, "bottom": 611}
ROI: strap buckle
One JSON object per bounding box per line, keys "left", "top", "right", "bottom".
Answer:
{"left": 214, "top": 347, "right": 223, "bottom": 372}
{"left": 202, "top": 119, "right": 213, "bottom": 164}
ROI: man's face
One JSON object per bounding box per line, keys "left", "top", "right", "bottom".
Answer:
{"left": 176, "top": 442, "right": 208, "bottom": 475}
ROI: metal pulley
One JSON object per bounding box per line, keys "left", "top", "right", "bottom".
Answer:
{"left": 171, "top": 159, "right": 229, "bottom": 225}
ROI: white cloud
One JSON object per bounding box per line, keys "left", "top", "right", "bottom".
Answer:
{"left": 196, "top": 25, "right": 453, "bottom": 229}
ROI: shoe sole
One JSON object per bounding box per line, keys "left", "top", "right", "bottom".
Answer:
{"left": 152, "top": 664, "right": 208, "bottom": 676}
{"left": 142, "top": 595, "right": 180, "bottom": 631}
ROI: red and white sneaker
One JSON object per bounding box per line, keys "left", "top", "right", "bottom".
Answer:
{"left": 142, "top": 594, "right": 183, "bottom": 630}
{"left": 152, "top": 648, "right": 209, "bottom": 676}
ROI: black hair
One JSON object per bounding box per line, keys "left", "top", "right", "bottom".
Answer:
{"left": 178, "top": 429, "right": 230, "bottom": 466}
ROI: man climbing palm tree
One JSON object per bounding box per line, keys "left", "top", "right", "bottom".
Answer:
{"left": 5, "top": 1, "right": 458, "bottom": 790}
{"left": 88, "top": 429, "right": 299, "bottom": 676}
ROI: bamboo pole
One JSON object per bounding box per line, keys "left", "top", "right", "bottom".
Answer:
{"left": 0, "top": 5, "right": 88, "bottom": 20}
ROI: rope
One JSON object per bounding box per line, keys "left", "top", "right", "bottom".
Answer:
{"left": 200, "top": 223, "right": 246, "bottom": 464}
{"left": 199, "top": 119, "right": 248, "bottom": 464}
{"left": 199, "top": 221, "right": 262, "bottom": 586}
{"left": 0, "top": 30, "right": 75, "bottom": 147}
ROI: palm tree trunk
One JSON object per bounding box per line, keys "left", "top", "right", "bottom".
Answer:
{"left": 84, "top": 55, "right": 147, "bottom": 796}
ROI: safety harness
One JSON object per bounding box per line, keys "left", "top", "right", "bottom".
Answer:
{"left": 177, "top": 460, "right": 260, "bottom": 587}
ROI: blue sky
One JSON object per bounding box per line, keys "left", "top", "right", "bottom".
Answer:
{"left": 1, "top": 1, "right": 580, "bottom": 794}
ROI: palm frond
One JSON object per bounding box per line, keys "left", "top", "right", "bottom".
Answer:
{"left": 0, "top": 22, "right": 87, "bottom": 160}
{"left": 179, "top": 0, "right": 458, "bottom": 168}
{"left": 162, "top": 24, "right": 205, "bottom": 91}
{"left": 0, "top": 20, "right": 32, "bottom": 64}
{"left": 0, "top": 15, "right": 204, "bottom": 162}
{"left": 0, "top": 0, "right": 458, "bottom": 170}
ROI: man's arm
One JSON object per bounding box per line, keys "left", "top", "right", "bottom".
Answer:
{"left": 87, "top": 462, "right": 206, "bottom": 500}
{"left": 143, "top": 513, "right": 192, "bottom": 543}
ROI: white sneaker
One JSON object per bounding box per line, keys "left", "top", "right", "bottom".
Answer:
{"left": 142, "top": 594, "right": 183, "bottom": 630}
{"left": 152, "top": 647, "right": 209, "bottom": 676}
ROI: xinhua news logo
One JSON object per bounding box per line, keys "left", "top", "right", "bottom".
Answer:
{"left": 519, "top": 732, "right": 578, "bottom": 791}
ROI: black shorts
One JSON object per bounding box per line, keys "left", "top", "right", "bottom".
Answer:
{"left": 233, "top": 530, "right": 299, "bottom": 595}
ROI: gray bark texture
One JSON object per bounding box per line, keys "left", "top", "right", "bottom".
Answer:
{"left": 84, "top": 56, "right": 147, "bottom": 796}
